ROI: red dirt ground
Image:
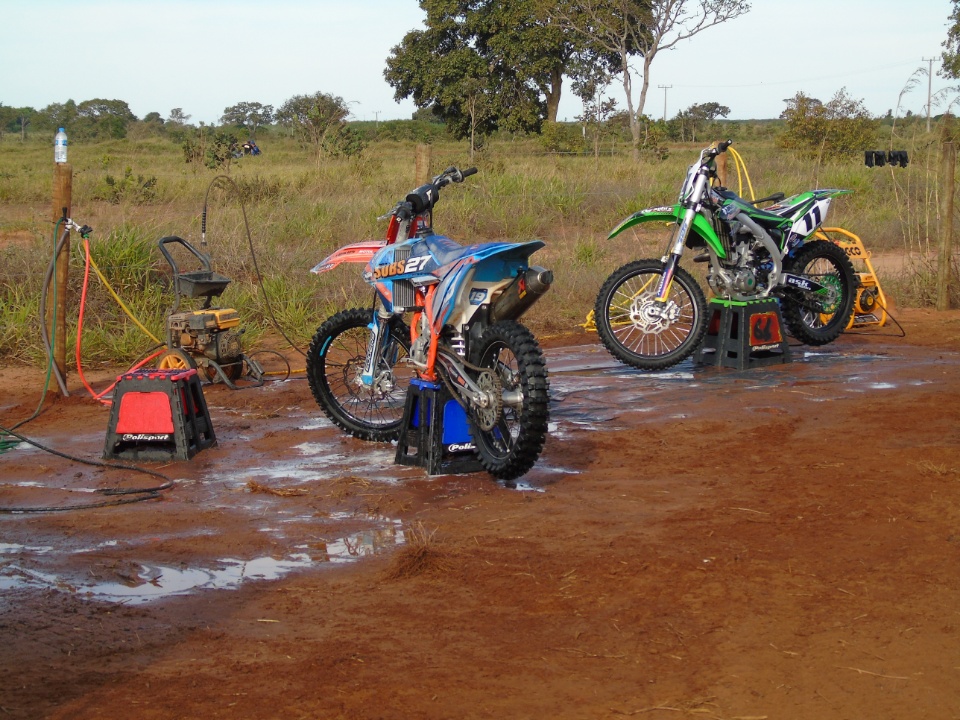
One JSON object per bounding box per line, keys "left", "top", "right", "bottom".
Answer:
{"left": 2, "top": 307, "right": 960, "bottom": 720}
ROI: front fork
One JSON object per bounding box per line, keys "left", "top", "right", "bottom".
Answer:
{"left": 360, "top": 306, "right": 394, "bottom": 386}
{"left": 655, "top": 207, "right": 696, "bottom": 302}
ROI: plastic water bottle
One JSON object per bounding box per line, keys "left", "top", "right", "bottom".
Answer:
{"left": 54, "top": 128, "right": 68, "bottom": 164}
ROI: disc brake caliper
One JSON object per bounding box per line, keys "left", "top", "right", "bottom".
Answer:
{"left": 633, "top": 298, "right": 681, "bottom": 333}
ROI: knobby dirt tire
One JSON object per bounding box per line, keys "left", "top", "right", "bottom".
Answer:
{"left": 594, "top": 259, "right": 708, "bottom": 371}
{"left": 467, "top": 321, "right": 549, "bottom": 481}
{"left": 781, "top": 240, "right": 856, "bottom": 346}
{"left": 306, "top": 308, "right": 413, "bottom": 442}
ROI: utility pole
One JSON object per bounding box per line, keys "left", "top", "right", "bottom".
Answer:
{"left": 938, "top": 139, "right": 955, "bottom": 310}
{"left": 658, "top": 85, "right": 672, "bottom": 122}
{"left": 49, "top": 162, "right": 72, "bottom": 395}
{"left": 923, "top": 56, "right": 935, "bottom": 132}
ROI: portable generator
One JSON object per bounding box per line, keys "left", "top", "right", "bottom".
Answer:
{"left": 156, "top": 235, "right": 262, "bottom": 387}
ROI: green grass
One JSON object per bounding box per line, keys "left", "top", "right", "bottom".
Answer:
{"left": 0, "top": 124, "right": 951, "bottom": 367}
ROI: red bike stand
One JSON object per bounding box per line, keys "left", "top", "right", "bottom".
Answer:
{"left": 395, "top": 379, "right": 485, "bottom": 476}
{"left": 696, "top": 298, "right": 792, "bottom": 370}
{"left": 103, "top": 368, "right": 217, "bottom": 462}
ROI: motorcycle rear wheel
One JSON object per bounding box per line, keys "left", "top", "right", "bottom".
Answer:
{"left": 780, "top": 240, "right": 856, "bottom": 345}
{"left": 466, "top": 321, "right": 549, "bottom": 481}
{"left": 306, "top": 308, "right": 414, "bottom": 441}
{"left": 594, "top": 259, "right": 708, "bottom": 371}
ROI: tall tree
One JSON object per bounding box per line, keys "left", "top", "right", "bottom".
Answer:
{"left": 76, "top": 98, "right": 137, "bottom": 139}
{"left": 0, "top": 105, "right": 34, "bottom": 141}
{"left": 778, "top": 89, "right": 878, "bottom": 161}
{"left": 276, "top": 92, "right": 352, "bottom": 167}
{"left": 676, "top": 100, "right": 730, "bottom": 142}
{"left": 385, "top": 0, "right": 581, "bottom": 144}
{"left": 168, "top": 108, "right": 192, "bottom": 126}
{"left": 558, "top": 0, "right": 749, "bottom": 159}
{"left": 37, "top": 100, "right": 77, "bottom": 132}
{"left": 0, "top": 103, "right": 10, "bottom": 141}
{"left": 15, "top": 108, "right": 32, "bottom": 141}
{"left": 942, "top": 0, "right": 960, "bottom": 79}
{"left": 220, "top": 101, "right": 274, "bottom": 140}
{"left": 573, "top": 70, "right": 618, "bottom": 158}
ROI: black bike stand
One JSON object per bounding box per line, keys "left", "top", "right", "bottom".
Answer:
{"left": 395, "top": 379, "right": 485, "bottom": 476}
{"left": 695, "top": 297, "right": 791, "bottom": 370}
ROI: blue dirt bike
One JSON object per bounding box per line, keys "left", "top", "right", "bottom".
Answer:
{"left": 307, "top": 167, "right": 552, "bottom": 480}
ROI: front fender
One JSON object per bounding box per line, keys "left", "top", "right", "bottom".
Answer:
{"left": 608, "top": 204, "right": 725, "bottom": 259}
{"left": 310, "top": 240, "right": 387, "bottom": 275}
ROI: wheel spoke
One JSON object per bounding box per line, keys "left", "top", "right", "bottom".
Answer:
{"left": 307, "top": 309, "right": 415, "bottom": 441}
{"left": 468, "top": 321, "right": 549, "bottom": 480}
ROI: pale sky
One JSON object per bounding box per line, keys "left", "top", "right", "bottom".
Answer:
{"left": 0, "top": 0, "right": 954, "bottom": 125}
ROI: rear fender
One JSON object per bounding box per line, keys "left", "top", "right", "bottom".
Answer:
{"left": 608, "top": 205, "right": 725, "bottom": 259}
{"left": 310, "top": 241, "right": 387, "bottom": 274}
{"left": 429, "top": 240, "right": 545, "bottom": 328}
{"left": 460, "top": 239, "right": 545, "bottom": 264}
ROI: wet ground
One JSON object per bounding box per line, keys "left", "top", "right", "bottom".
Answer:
{"left": 2, "top": 308, "right": 960, "bottom": 719}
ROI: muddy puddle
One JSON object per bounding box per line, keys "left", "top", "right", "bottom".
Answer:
{"left": 0, "top": 338, "right": 949, "bottom": 605}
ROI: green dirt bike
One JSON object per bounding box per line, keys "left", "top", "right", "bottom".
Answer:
{"left": 595, "top": 140, "right": 857, "bottom": 370}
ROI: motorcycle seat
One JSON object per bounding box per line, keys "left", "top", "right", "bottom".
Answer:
{"left": 423, "top": 234, "right": 469, "bottom": 266}
{"left": 716, "top": 189, "right": 791, "bottom": 228}
{"left": 420, "top": 233, "right": 546, "bottom": 268}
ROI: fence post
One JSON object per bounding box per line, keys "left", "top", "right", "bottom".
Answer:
{"left": 47, "top": 163, "right": 72, "bottom": 393}
{"left": 717, "top": 150, "right": 727, "bottom": 188}
{"left": 938, "top": 140, "right": 955, "bottom": 311}
{"left": 415, "top": 144, "right": 431, "bottom": 185}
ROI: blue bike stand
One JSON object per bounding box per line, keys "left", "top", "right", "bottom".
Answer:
{"left": 395, "top": 379, "right": 485, "bottom": 476}
{"left": 695, "top": 297, "right": 792, "bottom": 370}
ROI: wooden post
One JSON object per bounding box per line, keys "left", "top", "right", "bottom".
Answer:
{"left": 47, "top": 162, "right": 72, "bottom": 392}
{"left": 938, "top": 141, "right": 955, "bottom": 311}
{"left": 415, "top": 144, "right": 431, "bottom": 185}
{"left": 717, "top": 151, "right": 728, "bottom": 188}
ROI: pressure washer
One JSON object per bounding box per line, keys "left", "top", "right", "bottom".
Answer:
{"left": 155, "top": 236, "right": 265, "bottom": 388}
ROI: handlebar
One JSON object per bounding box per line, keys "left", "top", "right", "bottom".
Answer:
{"left": 705, "top": 139, "right": 733, "bottom": 159}
{"left": 432, "top": 165, "right": 478, "bottom": 188}
{"left": 382, "top": 165, "right": 479, "bottom": 221}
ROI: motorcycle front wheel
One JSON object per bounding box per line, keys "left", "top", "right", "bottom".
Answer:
{"left": 780, "top": 240, "right": 856, "bottom": 345}
{"left": 466, "top": 320, "right": 549, "bottom": 481}
{"left": 594, "top": 259, "right": 708, "bottom": 371}
{"left": 306, "top": 307, "right": 414, "bottom": 441}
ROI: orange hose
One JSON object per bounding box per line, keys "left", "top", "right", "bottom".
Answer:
{"left": 75, "top": 237, "right": 165, "bottom": 405}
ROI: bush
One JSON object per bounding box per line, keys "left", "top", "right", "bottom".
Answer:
{"left": 539, "top": 121, "right": 585, "bottom": 154}
{"left": 779, "top": 89, "right": 879, "bottom": 161}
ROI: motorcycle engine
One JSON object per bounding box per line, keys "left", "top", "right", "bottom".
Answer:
{"left": 707, "top": 221, "right": 774, "bottom": 298}
{"left": 731, "top": 266, "right": 758, "bottom": 293}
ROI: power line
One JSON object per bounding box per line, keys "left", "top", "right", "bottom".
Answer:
{"left": 670, "top": 59, "right": 927, "bottom": 90}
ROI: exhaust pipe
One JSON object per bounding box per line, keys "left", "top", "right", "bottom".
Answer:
{"left": 489, "top": 266, "right": 553, "bottom": 323}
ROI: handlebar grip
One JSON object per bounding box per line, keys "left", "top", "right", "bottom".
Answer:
{"left": 717, "top": 139, "right": 733, "bottom": 152}
{"left": 395, "top": 201, "right": 415, "bottom": 221}
{"left": 461, "top": 167, "right": 478, "bottom": 179}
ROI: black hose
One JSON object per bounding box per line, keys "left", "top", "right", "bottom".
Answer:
{"left": 202, "top": 175, "right": 307, "bottom": 357}
{"left": 0, "top": 422, "right": 174, "bottom": 513}
{"left": 39, "top": 228, "right": 72, "bottom": 396}
{"left": 842, "top": 296, "right": 907, "bottom": 338}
